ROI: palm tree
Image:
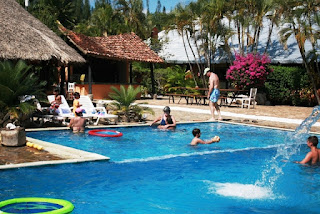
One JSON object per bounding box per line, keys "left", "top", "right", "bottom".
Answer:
{"left": 279, "top": 0, "right": 320, "bottom": 104}
{"left": 108, "top": 85, "right": 154, "bottom": 122}
{"left": 0, "top": 60, "right": 46, "bottom": 128}
{"left": 114, "top": 0, "right": 147, "bottom": 39}
{"left": 28, "top": 0, "right": 76, "bottom": 33}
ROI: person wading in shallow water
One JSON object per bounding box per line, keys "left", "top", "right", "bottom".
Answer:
{"left": 204, "top": 67, "right": 222, "bottom": 121}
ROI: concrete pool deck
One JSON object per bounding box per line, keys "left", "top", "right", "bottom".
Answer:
{"left": 1, "top": 98, "right": 319, "bottom": 169}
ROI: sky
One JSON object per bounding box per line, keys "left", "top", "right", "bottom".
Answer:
{"left": 89, "top": 0, "right": 193, "bottom": 13}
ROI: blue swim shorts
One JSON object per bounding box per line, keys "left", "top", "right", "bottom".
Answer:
{"left": 210, "top": 89, "right": 220, "bottom": 103}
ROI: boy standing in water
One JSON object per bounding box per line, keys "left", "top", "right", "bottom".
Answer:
{"left": 190, "top": 128, "right": 220, "bottom": 146}
{"left": 295, "top": 136, "right": 320, "bottom": 165}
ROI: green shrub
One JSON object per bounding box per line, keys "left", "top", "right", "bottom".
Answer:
{"left": 265, "top": 65, "right": 314, "bottom": 106}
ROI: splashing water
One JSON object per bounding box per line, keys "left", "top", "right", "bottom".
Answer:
{"left": 212, "top": 106, "right": 320, "bottom": 199}
{"left": 256, "top": 105, "right": 320, "bottom": 188}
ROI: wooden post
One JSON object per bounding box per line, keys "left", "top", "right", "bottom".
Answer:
{"left": 150, "top": 63, "right": 155, "bottom": 95}
{"left": 129, "top": 62, "right": 133, "bottom": 84}
{"left": 88, "top": 65, "right": 92, "bottom": 94}
{"left": 60, "top": 66, "right": 65, "bottom": 96}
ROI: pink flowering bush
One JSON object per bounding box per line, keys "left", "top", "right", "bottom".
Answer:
{"left": 226, "top": 53, "right": 273, "bottom": 89}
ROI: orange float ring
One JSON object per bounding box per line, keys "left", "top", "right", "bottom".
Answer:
{"left": 88, "top": 129, "right": 123, "bottom": 137}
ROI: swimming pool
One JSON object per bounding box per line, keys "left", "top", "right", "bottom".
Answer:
{"left": 27, "top": 122, "right": 289, "bottom": 162}
{"left": 1, "top": 122, "right": 319, "bottom": 213}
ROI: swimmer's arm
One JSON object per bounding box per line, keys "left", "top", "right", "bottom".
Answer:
{"left": 194, "top": 138, "right": 212, "bottom": 145}
{"left": 295, "top": 152, "right": 312, "bottom": 164}
{"left": 150, "top": 115, "right": 161, "bottom": 126}
{"left": 68, "top": 119, "right": 74, "bottom": 128}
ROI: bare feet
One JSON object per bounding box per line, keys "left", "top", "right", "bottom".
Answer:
{"left": 208, "top": 118, "right": 215, "bottom": 121}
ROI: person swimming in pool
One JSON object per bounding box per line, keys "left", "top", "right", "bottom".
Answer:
{"left": 295, "top": 136, "right": 320, "bottom": 165}
{"left": 190, "top": 128, "right": 220, "bottom": 146}
{"left": 150, "top": 106, "right": 176, "bottom": 129}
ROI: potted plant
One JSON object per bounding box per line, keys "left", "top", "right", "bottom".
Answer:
{"left": 0, "top": 60, "right": 46, "bottom": 146}
{"left": 108, "top": 85, "right": 154, "bottom": 122}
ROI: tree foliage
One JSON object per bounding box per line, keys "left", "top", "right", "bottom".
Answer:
{"left": 0, "top": 60, "right": 46, "bottom": 127}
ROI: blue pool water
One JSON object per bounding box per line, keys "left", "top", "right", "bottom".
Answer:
{"left": 27, "top": 123, "right": 289, "bottom": 162}
{"left": 1, "top": 122, "right": 319, "bottom": 213}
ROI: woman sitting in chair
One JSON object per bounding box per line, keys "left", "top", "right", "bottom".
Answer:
{"left": 49, "top": 90, "right": 62, "bottom": 115}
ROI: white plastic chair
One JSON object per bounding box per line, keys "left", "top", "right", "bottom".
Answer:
{"left": 68, "top": 82, "right": 75, "bottom": 93}
{"left": 241, "top": 88, "right": 257, "bottom": 109}
{"left": 79, "top": 96, "right": 118, "bottom": 125}
{"left": 67, "top": 82, "right": 75, "bottom": 100}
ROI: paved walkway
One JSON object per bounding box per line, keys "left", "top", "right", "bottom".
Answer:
{"left": 140, "top": 104, "right": 320, "bottom": 127}
{"left": 136, "top": 98, "right": 320, "bottom": 132}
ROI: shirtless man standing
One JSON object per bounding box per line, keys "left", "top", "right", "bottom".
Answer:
{"left": 204, "top": 67, "right": 222, "bottom": 120}
{"left": 295, "top": 136, "right": 320, "bottom": 165}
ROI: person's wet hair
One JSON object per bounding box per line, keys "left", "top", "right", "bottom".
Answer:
{"left": 308, "top": 136, "right": 318, "bottom": 147}
{"left": 163, "top": 106, "right": 170, "bottom": 113}
{"left": 192, "top": 128, "right": 200, "bottom": 137}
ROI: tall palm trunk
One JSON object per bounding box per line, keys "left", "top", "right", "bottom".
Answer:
{"left": 264, "top": 19, "right": 275, "bottom": 53}
{"left": 181, "top": 30, "right": 198, "bottom": 87}
{"left": 186, "top": 29, "right": 204, "bottom": 86}
{"left": 293, "top": 24, "right": 320, "bottom": 104}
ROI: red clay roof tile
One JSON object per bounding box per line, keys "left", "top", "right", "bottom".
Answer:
{"left": 59, "top": 26, "right": 163, "bottom": 63}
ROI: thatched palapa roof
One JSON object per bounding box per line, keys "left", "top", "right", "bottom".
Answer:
{"left": 0, "top": 0, "right": 85, "bottom": 65}
{"left": 59, "top": 25, "right": 164, "bottom": 63}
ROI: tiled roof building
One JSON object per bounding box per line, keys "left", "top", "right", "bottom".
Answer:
{"left": 59, "top": 26, "right": 163, "bottom": 63}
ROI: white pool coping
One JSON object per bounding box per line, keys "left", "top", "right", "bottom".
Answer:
{"left": 140, "top": 104, "right": 320, "bottom": 127}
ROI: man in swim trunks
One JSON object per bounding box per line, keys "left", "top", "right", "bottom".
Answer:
{"left": 204, "top": 67, "right": 222, "bottom": 121}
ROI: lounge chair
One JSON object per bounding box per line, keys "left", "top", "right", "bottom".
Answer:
{"left": 79, "top": 96, "right": 118, "bottom": 125}
{"left": 43, "top": 95, "right": 74, "bottom": 124}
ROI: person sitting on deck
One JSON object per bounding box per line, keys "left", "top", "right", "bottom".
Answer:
{"left": 150, "top": 106, "right": 176, "bottom": 129}
{"left": 190, "top": 128, "right": 220, "bottom": 146}
{"left": 295, "top": 136, "right": 320, "bottom": 165}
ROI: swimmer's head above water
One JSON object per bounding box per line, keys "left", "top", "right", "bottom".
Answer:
{"left": 163, "top": 106, "right": 170, "bottom": 114}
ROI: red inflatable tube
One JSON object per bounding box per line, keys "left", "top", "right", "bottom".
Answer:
{"left": 88, "top": 129, "right": 123, "bottom": 137}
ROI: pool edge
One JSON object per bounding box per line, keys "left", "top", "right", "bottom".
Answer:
{"left": 0, "top": 137, "right": 110, "bottom": 170}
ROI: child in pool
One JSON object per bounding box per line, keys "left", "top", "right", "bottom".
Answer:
{"left": 190, "top": 128, "right": 220, "bottom": 146}
{"left": 295, "top": 136, "right": 320, "bottom": 165}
